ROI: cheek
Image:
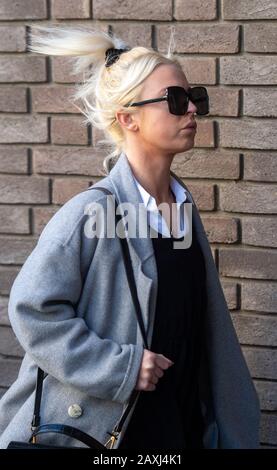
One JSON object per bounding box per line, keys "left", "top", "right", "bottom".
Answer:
{"left": 141, "top": 114, "right": 162, "bottom": 138}
{"left": 147, "top": 113, "right": 178, "bottom": 138}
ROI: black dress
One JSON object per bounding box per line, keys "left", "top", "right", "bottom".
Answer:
{"left": 119, "top": 221, "right": 206, "bottom": 450}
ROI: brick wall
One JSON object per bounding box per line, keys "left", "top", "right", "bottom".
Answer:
{"left": 0, "top": 0, "right": 276, "bottom": 447}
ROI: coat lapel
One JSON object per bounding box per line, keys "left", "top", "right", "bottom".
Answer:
{"left": 108, "top": 152, "right": 157, "bottom": 347}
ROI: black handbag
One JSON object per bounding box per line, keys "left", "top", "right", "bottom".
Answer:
{"left": 7, "top": 186, "right": 149, "bottom": 450}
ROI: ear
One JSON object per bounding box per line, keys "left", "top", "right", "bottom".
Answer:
{"left": 115, "top": 110, "right": 139, "bottom": 132}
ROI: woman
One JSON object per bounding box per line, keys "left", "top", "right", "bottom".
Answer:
{"left": 0, "top": 26, "right": 260, "bottom": 449}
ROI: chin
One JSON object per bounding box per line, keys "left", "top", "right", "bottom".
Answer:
{"left": 165, "top": 138, "right": 195, "bottom": 154}
{"left": 180, "top": 140, "right": 195, "bottom": 152}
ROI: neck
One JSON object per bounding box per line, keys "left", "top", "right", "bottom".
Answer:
{"left": 124, "top": 149, "right": 175, "bottom": 205}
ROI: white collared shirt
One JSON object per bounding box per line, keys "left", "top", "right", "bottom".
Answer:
{"left": 133, "top": 173, "right": 190, "bottom": 238}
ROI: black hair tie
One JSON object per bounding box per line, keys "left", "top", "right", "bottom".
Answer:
{"left": 105, "top": 47, "right": 130, "bottom": 67}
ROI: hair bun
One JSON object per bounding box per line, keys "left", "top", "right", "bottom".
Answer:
{"left": 105, "top": 47, "right": 130, "bottom": 67}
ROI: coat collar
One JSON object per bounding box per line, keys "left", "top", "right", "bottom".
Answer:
{"left": 108, "top": 150, "right": 197, "bottom": 264}
{"left": 108, "top": 151, "right": 154, "bottom": 265}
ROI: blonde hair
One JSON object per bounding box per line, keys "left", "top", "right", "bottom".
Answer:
{"left": 29, "top": 25, "right": 182, "bottom": 174}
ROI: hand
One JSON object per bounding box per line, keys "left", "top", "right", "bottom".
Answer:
{"left": 134, "top": 349, "right": 174, "bottom": 392}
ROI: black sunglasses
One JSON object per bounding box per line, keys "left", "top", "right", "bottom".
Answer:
{"left": 126, "top": 86, "right": 209, "bottom": 116}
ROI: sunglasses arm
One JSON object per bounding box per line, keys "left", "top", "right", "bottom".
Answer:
{"left": 126, "top": 96, "right": 168, "bottom": 108}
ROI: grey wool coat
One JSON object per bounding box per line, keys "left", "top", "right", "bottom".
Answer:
{"left": 0, "top": 151, "right": 260, "bottom": 449}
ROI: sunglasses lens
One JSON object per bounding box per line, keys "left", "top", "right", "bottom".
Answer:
{"left": 167, "top": 86, "right": 209, "bottom": 115}
{"left": 190, "top": 87, "right": 209, "bottom": 115}
{"left": 168, "top": 87, "right": 188, "bottom": 115}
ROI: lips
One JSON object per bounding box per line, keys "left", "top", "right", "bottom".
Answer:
{"left": 182, "top": 121, "right": 197, "bottom": 130}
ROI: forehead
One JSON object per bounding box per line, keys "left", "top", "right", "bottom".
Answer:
{"left": 142, "top": 64, "right": 189, "bottom": 96}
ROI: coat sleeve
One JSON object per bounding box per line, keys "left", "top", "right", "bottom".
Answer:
{"left": 8, "top": 236, "right": 144, "bottom": 405}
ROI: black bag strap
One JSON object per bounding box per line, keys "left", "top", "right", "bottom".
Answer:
{"left": 30, "top": 186, "right": 149, "bottom": 448}
{"left": 31, "top": 367, "right": 44, "bottom": 429}
{"left": 88, "top": 186, "right": 149, "bottom": 348}
{"left": 30, "top": 424, "right": 106, "bottom": 449}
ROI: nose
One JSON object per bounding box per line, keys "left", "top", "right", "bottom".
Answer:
{"left": 187, "top": 99, "right": 197, "bottom": 114}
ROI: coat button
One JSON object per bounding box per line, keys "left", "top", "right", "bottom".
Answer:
{"left": 68, "top": 404, "right": 83, "bottom": 418}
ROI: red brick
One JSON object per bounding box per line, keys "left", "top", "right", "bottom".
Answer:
{"left": 243, "top": 152, "right": 277, "bottom": 182}
{"left": 201, "top": 216, "right": 239, "bottom": 243}
{"left": 52, "top": 0, "right": 90, "bottom": 19}
{"left": 157, "top": 24, "right": 239, "bottom": 53}
{"left": 0, "top": 268, "right": 19, "bottom": 295}
{"left": 51, "top": 117, "right": 88, "bottom": 145}
{"left": 174, "top": 0, "right": 217, "bottom": 20}
{"left": 0, "top": 327, "right": 24, "bottom": 357}
{"left": 243, "top": 347, "right": 277, "bottom": 380}
{"left": 220, "top": 57, "right": 277, "bottom": 85}
{"left": 32, "top": 86, "right": 80, "bottom": 113}
{"left": 110, "top": 23, "right": 152, "bottom": 48}
{"left": 33, "top": 148, "right": 104, "bottom": 175}
{"left": 254, "top": 381, "right": 277, "bottom": 411}
{"left": 194, "top": 120, "right": 215, "bottom": 148}
{"left": 0, "top": 206, "right": 30, "bottom": 234}
{"left": 0, "top": 147, "right": 28, "bottom": 173}
{"left": 93, "top": 0, "right": 172, "bottom": 20}
{"left": 0, "top": 297, "right": 9, "bottom": 326}
{"left": 207, "top": 87, "right": 239, "bottom": 117}
{"left": 260, "top": 414, "right": 277, "bottom": 446}
{"left": 178, "top": 57, "right": 216, "bottom": 85}
{"left": 221, "top": 281, "right": 238, "bottom": 310}
{"left": 211, "top": 247, "right": 216, "bottom": 263}
{"left": 223, "top": 0, "right": 277, "bottom": 20}
{"left": 0, "top": 116, "right": 48, "bottom": 143}
{"left": 219, "top": 119, "right": 277, "bottom": 150}
{"left": 92, "top": 127, "right": 108, "bottom": 147}
{"left": 52, "top": 57, "right": 84, "bottom": 84}
{"left": 245, "top": 24, "right": 277, "bottom": 53}
{"left": 172, "top": 149, "right": 240, "bottom": 179}
{"left": 0, "top": 237, "right": 37, "bottom": 264}
{"left": 241, "top": 281, "right": 276, "bottom": 313}
{"left": 0, "top": 175, "right": 49, "bottom": 204}
{"left": 0, "top": 388, "right": 7, "bottom": 399}
{"left": 219, "top": 182, "right": 276, "bottom": 214}
{"left": 241, "top": 217, "right": 277, "bottom": 248}
{"left": 33, "top": 207, "right": 59, "bottom": 235}
{"left": 0, "top": 25, "right": 26, "bottom": 52}
{"left": 231, "top": 313, "right": 277, "bottom": 347}
{"left": 0, "top": 358, "right": 22, "bottom": 387}
{"left": 52, "top": 178, "right": 93, "bottom": 204}
{"left": 0, "top": 0, "right": 47, "bottom": 19}
{"left": 244, "top": 88, "right": 277, "bottom": 118}
{"left": 219, "top": 248, "right": 277, "bottom": 280}
{"left": 183, "top": 182, "right": 215, "bottom": 211}
{"left": 0, "top": 87, "right": 27, "bottom": 113}
{"left": 0, "top": 56, "right": 46, "bottom": 83}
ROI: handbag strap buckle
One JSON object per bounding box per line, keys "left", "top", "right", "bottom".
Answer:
{"left": 105, "top": 430, "right": 120, "bottom": 449}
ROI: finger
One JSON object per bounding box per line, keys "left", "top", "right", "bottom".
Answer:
{"left": 154, "top": 366, "right": 164, "bottom": 378}
{"left": 155, "top": 354, "right": 174, "bottom": 369}
{"left": 150, "top": 375, "right": 159, "bottom": 385}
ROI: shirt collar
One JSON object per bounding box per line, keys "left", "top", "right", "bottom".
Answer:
{"left": 133, "top": 173, "right": 187, "bottom": 211}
